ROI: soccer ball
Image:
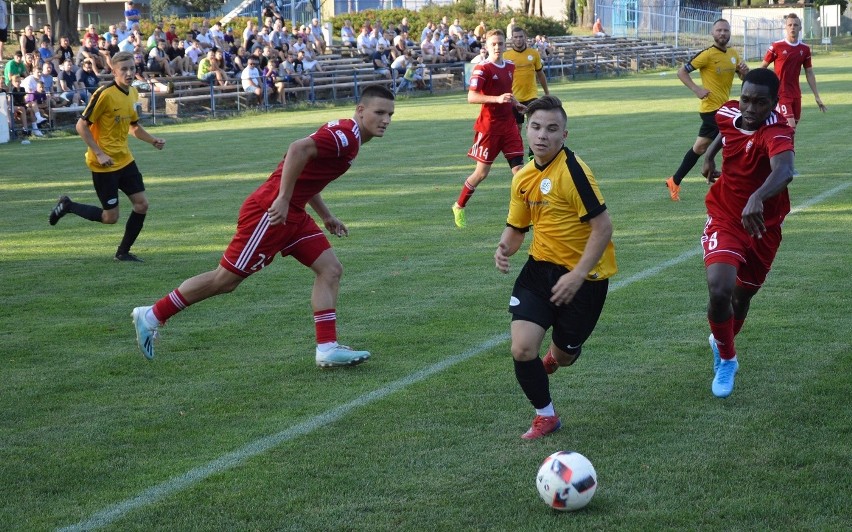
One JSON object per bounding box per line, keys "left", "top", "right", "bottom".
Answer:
{"left": 535, "top": 451, "right": 597, "bottom": 511}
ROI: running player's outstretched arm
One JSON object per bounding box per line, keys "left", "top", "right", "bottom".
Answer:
{"left": 129, "top": 122, "right": 165, "bottom": 150}
{"left": 804, "top": 67, "right": 826, "bottom": 112}
{"left": 308, "top": 194, "right": 348, "bottom": 237}
{"left": 702, "top": 133, "right": 723, "bottom": 182}
{"left": 677, "top": 65, "right": 709, "bottom": 99}
{"left": 267, "top": 136, "right": 317, "bottom": 226}
{"left": 741, "top": 150, "right": 794, "bottom": 238}
{"left": 76, "top": 117, "right": 111, "bottom": 166}
{"left": 550, "top": 212, "right": 612, "bottom": 306}
{"left": 495, "top": 226, "right": 526, "bottom": 274}
{"left": 468, "top": 90, "right": 514, "bottom": 105}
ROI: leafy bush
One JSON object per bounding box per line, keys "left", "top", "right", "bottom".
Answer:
{"left": 328, "top": 7, "right": 568, "bottom": 44}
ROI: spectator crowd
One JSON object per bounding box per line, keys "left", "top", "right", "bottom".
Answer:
{"left": 1, "top": 2, "right": 556, "bottom": 138}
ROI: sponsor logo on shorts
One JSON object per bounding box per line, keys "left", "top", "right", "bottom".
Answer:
{"left": 509, "top": 296, "right": 520, "bottom": 306}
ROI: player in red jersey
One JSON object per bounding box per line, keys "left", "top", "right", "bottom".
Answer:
{"left": 452, "top": 29, "right": 527, "bottom": 228}
{"left": 760, "top": 13, "right": 826, "bottom": 129}
{"left": 131, "top": 86, "right": 396, "bottom": 367}
{"left": 699, "top": 68, "right": 795, "bottom": 399}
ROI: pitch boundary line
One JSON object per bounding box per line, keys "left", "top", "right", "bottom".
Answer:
{"left": 58, "top": 182, "right": 850, "bottom": 531}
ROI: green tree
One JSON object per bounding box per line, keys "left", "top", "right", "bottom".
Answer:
{"left": 14, "top": 0, "right": 83, "bottom": 43}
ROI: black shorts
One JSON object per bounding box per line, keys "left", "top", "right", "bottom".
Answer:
{"left": 509, "top": 256, "right": 608, "bottom": 354}
{"left": 698, "top": 111, "right": 719, "bottom": 139}
{"left": 0, "top": 28, "right": 8, "bottom": 43}
{"left": 91, "top": 161, "right": 145, "bottom": 210}
{"left": 514, "top": 99, "right": 537, "bottom": 125}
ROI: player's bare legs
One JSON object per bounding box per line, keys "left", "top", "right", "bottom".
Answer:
{"left": 176, "top": 266, "right": 245, "bottom": 304}
{"left": 542, "top": 342, "right": 580, "bottom": 374}
{"left": 309, "top": 248, "right": 369, "bottom": 367}
{"left": 511, "top": 320, "right": 560, "bottom": 439}
{"left": 667, "top": 135, "right": 714, "bottom": 201}
{"left": 309, "top": 248, "right": 343, "bottom": 312}
{"left": 706, "top": 262, "right": 739, "bottom": 397}
{"left": 454, "top": 161, "right": 522, "bottom": 228}
{"left": 132, "top": 266, "right": 245, "bottom": 360}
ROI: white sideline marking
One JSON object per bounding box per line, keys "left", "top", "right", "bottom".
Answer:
{"left": 58, "top": 183, "right": 850, "bottom": 531}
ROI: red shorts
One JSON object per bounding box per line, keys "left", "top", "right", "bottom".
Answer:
{"left": 220, "top": 198, "right": 331, "bottom": 278}
{"left": 701, "top": 214, "right": 782, "bottom": 291}
{"left": 776, "top": 98, "right": 801, "bottom": 122}
{"left": 467, "top": 129, "right": 524, "bottom": 165}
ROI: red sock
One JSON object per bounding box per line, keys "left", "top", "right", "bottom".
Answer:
{"left": 151, "top": 289, "right": 188, "bottom": 324}
{"left": 709, "top": 317, "right": 736, "bottom": 360}
{"left": 314, "top": 309, "right": 337, "bottom": 344}
{"left": 456, "top": 180, "right": 476, "bottom": 208}
{"left": 733, "top": 318, "right": 745, "bottom": 336}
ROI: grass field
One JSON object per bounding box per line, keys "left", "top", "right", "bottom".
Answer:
{"left": 1, "top": 53, "right": 850, "bottom": 531}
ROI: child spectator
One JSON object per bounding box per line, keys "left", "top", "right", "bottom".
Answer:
{"left": 25, "top": 80, "right": 51, "bottom": 127}
{"left": 9, "top": 75, "right": 42, "bottom": 136}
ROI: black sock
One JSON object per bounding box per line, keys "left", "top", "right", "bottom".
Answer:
{"left": 68, "top": 201, "right": 104, "bottom": 222}
{"left": 117, "top": 211, "right": 146, "bottom": 255}
{"left": 672, "top": 148, "right": 701, "bottom": 185}
{"left": 513, "top": 358, "right": 551, "bottom": 410}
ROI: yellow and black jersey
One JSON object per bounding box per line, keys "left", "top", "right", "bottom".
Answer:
{"left": 504, "top": 47, "right": 543, "bottom": 102}
{"left": 507, "top": 147, "right": 617, "bottom": 280}
{"left": 684, "top": 45, "right": 741, "bottom": 113}
{"left": 81, "top": 82, "right": 139, "bottom": 172}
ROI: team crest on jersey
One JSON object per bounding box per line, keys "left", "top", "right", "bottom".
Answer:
{"left": 527, "top": 55, "right": 533, "bottom": 61}
{"left": 540, "top": 178, "right": 552, "bottom": 194}
{"left": 335, "top": 130, "right": 349, "bottom": 147}
{"left": 730, "top": 56, "right": 736, "bottom": 64}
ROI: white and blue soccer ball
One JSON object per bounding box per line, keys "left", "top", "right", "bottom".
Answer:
{"left": 536, "top": 451, "right": 597, "bottom": 511}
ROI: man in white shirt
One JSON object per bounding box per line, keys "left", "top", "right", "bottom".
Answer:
{"left": 309, "top": 18, "right": 326, "bottom": 54}
{"left": 207, "top": 22, "right": 225, "bottom": 49}
{"left": 240, "top": 57, "right": 262, "bottom": 101}
{"left": 340, "top": 20, "right": 356, "bottom": 48}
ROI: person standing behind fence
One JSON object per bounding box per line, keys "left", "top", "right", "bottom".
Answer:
{"left": 760, "top": 13, "right": 826, "bottom": 131}
{"left": 664, "top": 19, "right": 748, "bottom": 202}
{"left": 124, "top": 1, "right": 140, "bottom": 29}
{"left": 0, "top": 0, "right": 7, "bottom": 61}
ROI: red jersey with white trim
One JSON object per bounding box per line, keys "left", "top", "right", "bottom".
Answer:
{"left": 469, "top": 59, "right": 515, "bottom": 132}
{"left": 763, "top": 40, "right": 812, "bottom": 100}
{"left": 249, "top": 119, "right": 361, "bottom": 222}
{"left": 707, "top": 101, "right": 795, "bottom": 228}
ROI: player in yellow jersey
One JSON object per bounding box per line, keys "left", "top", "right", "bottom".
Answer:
{"left": 504, "top": 26, "right": 549, "bottom": 159}
{"left": 49, "top": 51, "right": 166, "bottom": 262}
{"left": 495, "top": 95, "right": 616, "bottom": 440}
{"left": 664, "top": 19, "right": 747, "bottom": 201}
